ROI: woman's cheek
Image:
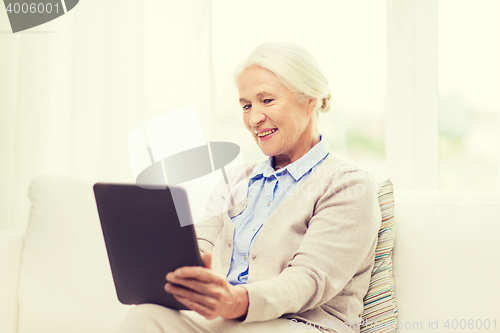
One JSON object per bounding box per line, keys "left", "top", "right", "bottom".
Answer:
{"left": 242, "top": 115, "right": 250, "bottom": 129}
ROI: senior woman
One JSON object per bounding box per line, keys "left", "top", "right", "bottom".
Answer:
{"left": 116, "top": 42, "right": 381, "bottom": 333}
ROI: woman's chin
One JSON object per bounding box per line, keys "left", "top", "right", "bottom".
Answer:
{"left": 255, "top": 137, "right": 280, "bottom": 157}
{"left": 258, "top": 146, "right": 277, "bottom": 158}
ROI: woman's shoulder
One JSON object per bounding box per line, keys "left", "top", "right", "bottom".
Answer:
{"left": 315, "top": 151, "right": 378, "bottom": 185}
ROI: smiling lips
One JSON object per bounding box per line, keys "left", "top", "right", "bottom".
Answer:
{"left": 256, "top": 128, "right": 278, "bottom": 138}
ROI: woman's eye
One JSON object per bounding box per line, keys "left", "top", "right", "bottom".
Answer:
{"left": 263, "top": 99, "right": 273, "bottom": 104}
{"left": 243, "top": 104, "right": 251, "bottom": 110}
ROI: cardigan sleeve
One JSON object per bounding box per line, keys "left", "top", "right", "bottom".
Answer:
{"left": 194, "top": 183, "right": 226, "bottom": 254}
{"left": 195, "top": 216, "right": 222, "bottom": 254}
{"left": 240, "top": 169, "right": 381, "bottom": 323}
{"left": 193, "top": 174, "right": 229, "bottom": 253}
{"left": 195, "top": 161, "right": 257, "bottom": 254}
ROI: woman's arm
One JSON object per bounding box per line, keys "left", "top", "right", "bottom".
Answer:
{"left": 240, "top": 170, "right": 381, "bottom": 323}
{"left": 195, "top": 162, "right": 256, "bottom": 254}
{"left": 195, "top": 216, "right": 223, "bottom": 254}
{"left": 194, "top": 179, "right": 228, "bottom": 253}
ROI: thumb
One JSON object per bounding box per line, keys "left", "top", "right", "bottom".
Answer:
{"left": 202, "top": 251, "right": 212, "bottom": 269}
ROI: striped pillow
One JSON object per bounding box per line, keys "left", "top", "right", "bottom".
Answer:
{"left": 360, "top": 179, "right": 398, "bottom": 333}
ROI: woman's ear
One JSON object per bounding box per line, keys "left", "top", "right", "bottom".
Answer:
{"left": 306, "top": 98, "right": 318, "bottom": 116}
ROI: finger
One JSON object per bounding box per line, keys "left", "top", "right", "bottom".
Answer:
{"left": 166, "top": 283, "right": 217, "bottom": 310}
{"left": 202, "top": 251, "right": 212, "bottom": 269}
{"left": 166, "top": 276, "right": 217, "bottom": 297}
{"left": 164, "top": 282, "right": 191, "bottom": 294}
{"left": 168, "top": 267, "right": 219, "bottom": 283}
{"left": 173, "top": 294, "right": 217, "bottom": 320}
{"left": 168, "top": 278, "right": 213, "bottom": 295}
{"left": 172, "top": 292, "right": 194, "bottom": 310}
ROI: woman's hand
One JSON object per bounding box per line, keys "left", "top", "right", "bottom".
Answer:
{"left": 164, "top": 251, "right": 249, "bottom": 320}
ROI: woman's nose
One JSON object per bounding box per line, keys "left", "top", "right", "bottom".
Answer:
{"left": 248, "top": 107, "right": 266, "bottom": 127}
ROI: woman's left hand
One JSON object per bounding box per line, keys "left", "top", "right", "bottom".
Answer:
{"left": 164, "top": 251, "right": 249, "bottom": 320}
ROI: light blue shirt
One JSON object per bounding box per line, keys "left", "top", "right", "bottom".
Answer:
{"left": 227, "top": 136, "right": 330, "bottom": 285}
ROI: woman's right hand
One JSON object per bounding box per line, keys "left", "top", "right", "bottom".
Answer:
{"left": 164, "top": 251, "right": 249, "bottom": 320}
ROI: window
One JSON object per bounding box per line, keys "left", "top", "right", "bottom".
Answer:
{"left": 438, "top": 0, "right": 500, "bottom": 190}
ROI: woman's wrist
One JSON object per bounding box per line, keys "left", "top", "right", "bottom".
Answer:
{"left": 227, "top": 285, "right": 249, "bottom": 320}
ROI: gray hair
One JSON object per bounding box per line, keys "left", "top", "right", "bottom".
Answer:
{"left": 234, "top": 41, "right": 331, "bottom": 114}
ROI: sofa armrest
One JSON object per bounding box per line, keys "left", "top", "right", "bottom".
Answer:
{"left": 0, "top": 228, "right": 25, "bottom": 333}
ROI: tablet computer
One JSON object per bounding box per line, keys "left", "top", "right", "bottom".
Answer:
{"left": 93, "top": 183, "right": 204, "bottom": 310}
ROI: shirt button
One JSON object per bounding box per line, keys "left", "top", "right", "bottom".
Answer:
{"left": 243, "top": 255, "right": 247, "bottom": 260}
{"left": 266, "top": 202, "right": 270, "bottom": 206}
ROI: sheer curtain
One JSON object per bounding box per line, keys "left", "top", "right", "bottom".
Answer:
{"left": 0, "top": 0, "right": 214, "bottom": 230}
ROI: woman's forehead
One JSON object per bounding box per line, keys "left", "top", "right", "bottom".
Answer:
{"left": 237, "top": 67, "right": 287, "bottom": 96}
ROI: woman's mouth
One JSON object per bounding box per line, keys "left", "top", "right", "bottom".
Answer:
{"left": 257, "top": 128, "right": 278, "bottom": 140}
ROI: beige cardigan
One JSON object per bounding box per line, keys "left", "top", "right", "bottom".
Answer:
{"left": 195, "top": 152, "right": 381, "bottom": 333}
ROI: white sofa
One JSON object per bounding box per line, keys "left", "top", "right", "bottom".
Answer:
{"left": 1, "top": 175, "right": 499, "bottom": 333}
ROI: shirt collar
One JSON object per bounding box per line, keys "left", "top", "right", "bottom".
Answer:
{"left": 249, "top": 135, "right": 330, "bottom": 182}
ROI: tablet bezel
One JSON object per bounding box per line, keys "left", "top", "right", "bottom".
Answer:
{"left": 93, "top": 183, "right": 204, "bottom": 310}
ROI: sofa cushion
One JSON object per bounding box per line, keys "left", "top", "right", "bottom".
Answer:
{"left": 18, "top": 176, "right": 130, "bottom": 333}
{"left": 0, "top": 228, "right": 25, "bottom": 333}
{"left": 361, "top": 179, "right": 398, "bottom": 332}
{"left": 392, "top": 190, "right": 500, "bottom": 331}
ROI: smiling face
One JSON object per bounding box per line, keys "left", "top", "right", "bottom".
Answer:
{"left": 237, "top": 65, "right": 319, "bottom": 168}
